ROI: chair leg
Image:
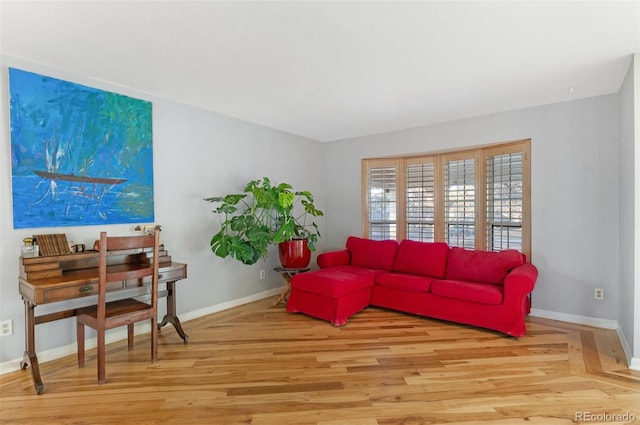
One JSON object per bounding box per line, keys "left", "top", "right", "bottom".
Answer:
{"left": 97, "top": 328, "right": 106, "bottom": 385}
{"left": 151, "top": 317, "right": 158, "bottom": 362}
{"left": 76, "top": 321, "right": 85, "bottom": 368}
{"left": 127, "top": 324, "right": 134, "bottom": 351}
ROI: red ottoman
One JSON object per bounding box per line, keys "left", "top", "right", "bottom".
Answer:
{"left": 286, "top": 266, "right": 376, "bottom": 326}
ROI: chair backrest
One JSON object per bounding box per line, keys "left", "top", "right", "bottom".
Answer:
{"left": 97, "top": 227, "right": 160, "bottom": 319}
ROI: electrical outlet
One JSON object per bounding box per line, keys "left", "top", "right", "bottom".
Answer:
{"left": 259, "top": 269, "right": 266, "bottom": 280}
{"left": 0, "top": 320, "right": 13, "bottom": 337}
{"left": 594, "top": 288, "right": 604, "bottom": 300}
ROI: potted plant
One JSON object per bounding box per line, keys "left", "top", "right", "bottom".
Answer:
{"left": 204, "top": 177, "right": 324, "bottom": 267}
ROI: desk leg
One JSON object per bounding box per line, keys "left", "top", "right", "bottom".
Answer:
{"left": 20, "top": 299, "right": 44, "bottom": 395}
{"left": 158, "top": 281, "right": 189, "bottom": 342}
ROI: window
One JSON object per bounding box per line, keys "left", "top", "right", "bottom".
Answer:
{"left": 406, "top": 159, "right": 435, "bottom": 242}
{"left": 363, "top": 159, "right": 400, "bottom": 240}
{"left": 362, "top": 140, "right": 531, "bottom": 259}
{"left": 486, "top": 147, "right": 525, "bottom": 251}
{"left": 444, "top": 155, "right": 476, "bottom": 249}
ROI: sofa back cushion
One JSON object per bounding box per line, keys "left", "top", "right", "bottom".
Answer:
{"left": 392, "top": 240, "right": 449, "bottom": 278}
{"left": 346, "top": 236, "right": 399, "bottom": 271}
{"left": 445, "top": 247, "right": 524, "bottom": 285}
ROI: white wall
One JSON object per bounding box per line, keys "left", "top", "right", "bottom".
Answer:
{"left": 322, "top": 94, "right": 621, "bottom": 326}
{"left": 0, "top": 55, "right": 325, "bottom": 369}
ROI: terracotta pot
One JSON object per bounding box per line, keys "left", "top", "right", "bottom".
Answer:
{"left": 278, "top": 239, "right": 311, "bottom": 269}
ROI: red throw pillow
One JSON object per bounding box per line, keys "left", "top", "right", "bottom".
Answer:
{"left": 445, "top": 247, "right": 524, "bottom": 285}
{"left": 345, "top": 236, "right": 399, "bottom": 271}
{"left": 392, "top": 240, "right": 449, "bottom": 278}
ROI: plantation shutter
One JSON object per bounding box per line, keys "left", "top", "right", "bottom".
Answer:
{"left": 486, "top": 151, "right": 524, "bottom": 252}
{"left": 362, "top": 139, "right": 530, "bottom": 259}
{"left": 364, "top": 160, "right": 400, "bottom": 240}
{"left": 405, "top": 159, "right": 436, "bottom": 242}
{"left": 444, "top": 156, "right": 476, "bottom": 249}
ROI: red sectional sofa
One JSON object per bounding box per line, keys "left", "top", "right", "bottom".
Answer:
{"left": 286, "top": 236, "right": 538, "bottom": 337}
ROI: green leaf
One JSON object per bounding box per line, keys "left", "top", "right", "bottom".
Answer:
{"left": 224, "top": 194, "right": 246, "bottom": 205}
{"left": 307, "top": 233, "right": 318, "bottom": 251}
{"left": 229, "top": 239, "right": 257, "bottom": 264}
{"left": 277, "top": 191, "right": 295, "bottom": 209}
{"left": 230, "top": 214, "right": 253, "bottom": 232}
{"left": 216, "top": 204, "right": 237, "bottom": 214}
{"left": 273, "top": 222, "right": 296, "bottom": 243}
{"left": 203, "top": 196, "right": 225, "bottom": 203}
{"left": 210, "top": 233, "right": 232, "bottom": 258}
{"left": 302, "top": 199, "right": 324, "bottom": 216}
{"left": 296, "top": 190, "right": 313, "bottom": 200}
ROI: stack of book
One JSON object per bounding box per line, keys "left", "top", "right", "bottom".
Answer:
{"left": 33, "top": 234, "right": 71, "bottom": 256}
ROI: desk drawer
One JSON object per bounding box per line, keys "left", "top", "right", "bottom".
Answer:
{"left": 120, "top": 267, "right": 186, "bottom": 287}
{"left": 41, "top": 280, "right": 128, "bottom": 304}
{"left": 158, "top": 267, "right": 186, "bottom": 282}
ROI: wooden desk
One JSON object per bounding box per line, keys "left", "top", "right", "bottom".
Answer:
{"left": 18, "top": 246, "right": 188, "bottom": 394}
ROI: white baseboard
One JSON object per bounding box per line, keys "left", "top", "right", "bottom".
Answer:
{"left": 529, "top": 308, "right": 640, "bottom": 370}
{"left": 529, "top": 308, "right": 619, "bottom": 330}
{"left": 176, "top": 287, "right": 282, "bottom": 323}
{"left": 0, "top": 287, "right": 283, "bottom": 376}
{"left": 615, "top": 326, "right": 637, "bottom": 370}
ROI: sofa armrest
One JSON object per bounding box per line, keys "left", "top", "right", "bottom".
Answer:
{"left": 317, "top": 249, "right": 351, "bottom": 268}
{"left": 503, "top": 263, "right": 538, "bottom": 300}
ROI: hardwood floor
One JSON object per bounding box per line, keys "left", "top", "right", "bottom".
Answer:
{"left": 1, "top": 297, "right": 639, "bottom": 425}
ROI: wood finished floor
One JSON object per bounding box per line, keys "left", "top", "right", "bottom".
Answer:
{"left": 1, "top": 297, "right": 639, "bottom": 425}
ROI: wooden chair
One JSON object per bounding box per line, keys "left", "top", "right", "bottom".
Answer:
{"left": 76, "top": 227, "right": 160, "bottom": 384}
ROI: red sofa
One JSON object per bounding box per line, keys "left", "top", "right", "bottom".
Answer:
{"left": 286, "top": 236, "right": 538, "bottom": 337}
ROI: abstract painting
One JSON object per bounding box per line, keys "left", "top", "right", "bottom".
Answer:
{"left": 8, "top": 68, "right": 154, "bottom": 229}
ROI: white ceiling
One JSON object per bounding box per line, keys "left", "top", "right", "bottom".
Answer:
{"left": 1, "top": 1, "right": 639, "bottom": 142}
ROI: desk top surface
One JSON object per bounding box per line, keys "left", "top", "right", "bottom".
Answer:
{"left": 19, "top": 247, "right": 187, "bottom": 305}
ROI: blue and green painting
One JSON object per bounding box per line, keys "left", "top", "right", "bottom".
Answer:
{"left": 9, "top": 68, "right": 154, "bottom": 229}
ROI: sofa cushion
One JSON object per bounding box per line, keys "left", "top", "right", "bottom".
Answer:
{"left": 431, "top": 279, "right": 503, "bottom": 305}
{"left": 317, "top": 249, "right": 351, "bottom": 268}
{"left": 375, "top": 272, "right": 435, "bottom": 292}
{"left": 445, "top": 247, "right": 524, "bottom": 285}
{"left": 346, "top": 236, "right": 399, "bottom": 271}
{"left": 392, "top": 240, "right": 449, "bottom": 278}
{"left": 291, "top": 267, "right": 376, "bottom": 298}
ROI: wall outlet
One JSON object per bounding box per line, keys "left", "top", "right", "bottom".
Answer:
{"left": 594, "top": 288, "right": 604, "bottom": 300}
{"left": 259, "top": 269, "right": 266, "bottom": 280}
{"left": 0, "top": 320, "right": 13, "bottom": 337}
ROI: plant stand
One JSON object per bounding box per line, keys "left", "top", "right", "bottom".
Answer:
{"left": 272, "top": 267, "right": 309, "bottom": 306}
